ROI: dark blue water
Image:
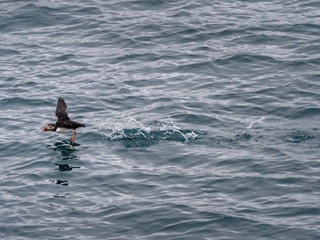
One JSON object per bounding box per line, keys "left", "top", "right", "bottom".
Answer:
{"left": 1, "top": 1, "right": 320, "bottom": 239}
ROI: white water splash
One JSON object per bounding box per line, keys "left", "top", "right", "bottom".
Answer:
{"left": 86, "top": 117, "right": 197, "bottom": 142}
{"left": 247, "top": 116, "right": 265, "bottom": 130}
{"left": 242, "top": 116, "right": 266, "bottom": 135}
{"left": 162, "top": 117, "right": 197, "bottom": 142}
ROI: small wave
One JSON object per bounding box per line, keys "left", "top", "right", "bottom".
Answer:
{"left": 214, "top": 53, "right": 279, "bottom": 66}
{"left": 282, "top": 130, "right": 316, "bottom": 143}
{"left": 54, "top": 54, "right": 76, "bottom": 61}
{"left": 0, "top": 97, "right": 48, "bottom": 108}
{"left": 0, "top": 48, "right": 21, "bottom": 56}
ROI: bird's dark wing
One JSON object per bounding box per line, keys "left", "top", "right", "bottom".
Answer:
{"left": 55, "top": 98, "right": 70, "bottom": 121}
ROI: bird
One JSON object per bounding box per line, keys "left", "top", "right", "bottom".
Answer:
{"left": 43, "top": 98, "right": 86, "bottom": 142}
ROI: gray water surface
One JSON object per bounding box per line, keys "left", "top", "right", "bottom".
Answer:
{"left": 1, "top": 1, "right": 320, "bottom": 239}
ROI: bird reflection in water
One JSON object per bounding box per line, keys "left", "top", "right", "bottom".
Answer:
{"left": 51, "top": 180, "right": 69, "bottom": 186}
{"left": 49, "top": 140, "right": 82, "bottom": 188}
{"left": 55, "top": 163, "right": 80, "bottom": 171}
{"left": 53, "top": 140, "right": 80, "bottom": 160}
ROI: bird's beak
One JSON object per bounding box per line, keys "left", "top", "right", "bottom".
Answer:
{"left": 43, "top": 127, "right": 47, "bottom": 132}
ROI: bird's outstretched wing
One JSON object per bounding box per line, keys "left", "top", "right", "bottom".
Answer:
{"left": 55, "top": 98, "right": 70, "bottom": 121}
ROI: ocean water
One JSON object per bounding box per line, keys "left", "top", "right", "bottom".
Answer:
{"left": 0, "top": 0, "right": 320, "bottom": 239}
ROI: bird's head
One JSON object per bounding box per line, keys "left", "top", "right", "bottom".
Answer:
{"left": 43, "top": 123, "right": 56, "bottom": 132}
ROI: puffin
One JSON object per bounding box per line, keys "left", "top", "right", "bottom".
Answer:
{"left": 43, "top": 98, "right": 86, "bottom": 142}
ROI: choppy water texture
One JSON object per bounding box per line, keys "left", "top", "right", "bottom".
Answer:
{"left": 1, "top": 0, "right": 320, "bottom": 239}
